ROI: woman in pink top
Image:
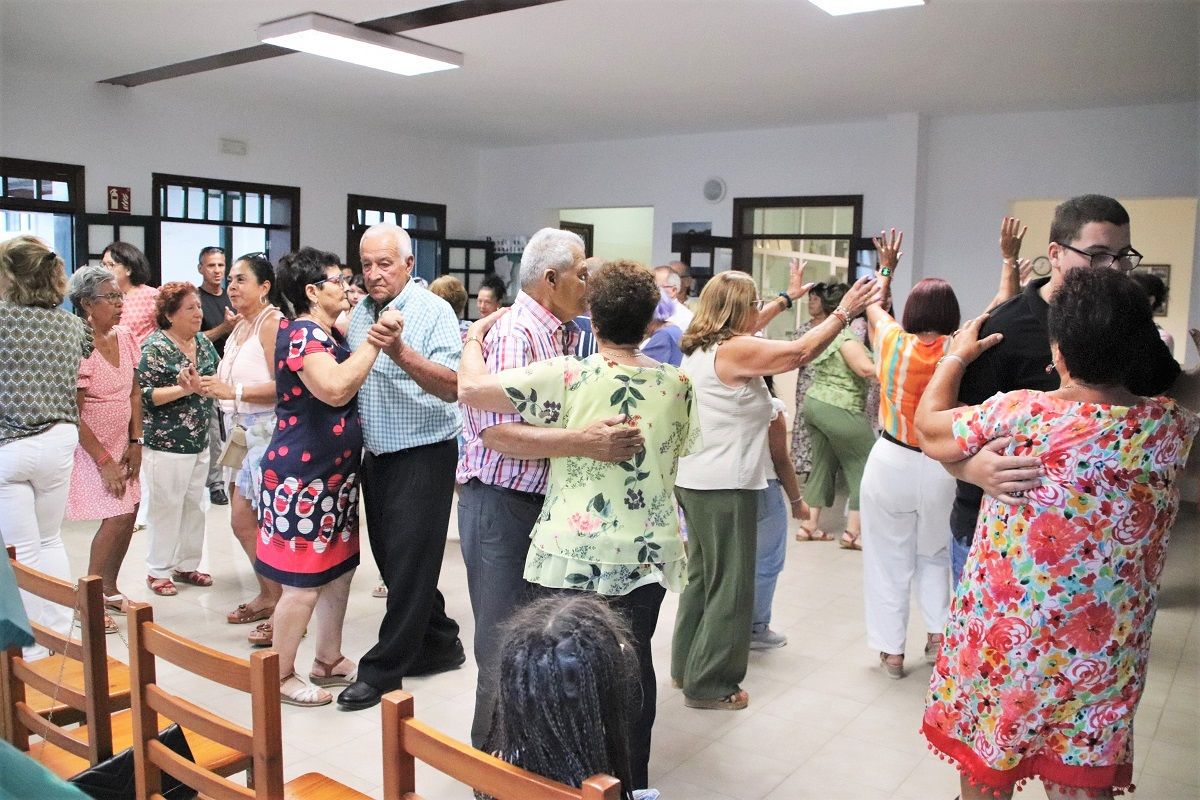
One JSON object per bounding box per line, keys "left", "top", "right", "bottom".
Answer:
{"left": 198, "top": 253, "right": 283, "bottom": 641}
{"left": 102, "top": 242, "right": 158, "bottom": 347}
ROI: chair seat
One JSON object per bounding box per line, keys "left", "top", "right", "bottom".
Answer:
{"left": 27, "top": 708, "right": 249, "bottom": 780}
{"left": 284, "top": 771, "right": 374, "bottom": 799}
{"left": 22, "top": 654, "right": 132, "bottom": 723}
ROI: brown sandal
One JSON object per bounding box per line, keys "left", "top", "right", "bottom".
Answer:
{"left": 838, "top": 531, "right": 862, "bottom": 550}
{"left": 309, "top": 656, "right": 357, "bottom": 688}
{"left": 797, "top": 525, "right": 833, "bottom": 542}
{"left": 146, "top": 576, "right": 177, "bottom": 596}
{"left": 226, "top": 603, "right": 272, "bottom": 625}
{"left": 171, "top": 570, "right": 213, "bottom": 587}
{"left": 103, "top": 614, "right": 118, "bottom": 635}
{"left": 684, "top": 690, "right": 749, "bottom": 710}
{"left": 248, "top": 621, "right": 273, "bottom": 647}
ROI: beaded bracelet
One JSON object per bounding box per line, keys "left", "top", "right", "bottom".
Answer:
{"left": 831, "top": 307, "right": 851, "bottom": 328}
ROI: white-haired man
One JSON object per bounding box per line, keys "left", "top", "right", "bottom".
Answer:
{"left": 655, "top": 264, "right": 694, "bottom": 331}
{"left": 337, "top": 224, "right": 464, "bottom": 711}
{"left": 457, "top": 228, "right": 644, "bottom": 746}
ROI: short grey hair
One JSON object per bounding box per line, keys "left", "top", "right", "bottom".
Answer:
{"left": 519, "top": 228, "right": 585, "bottom": 289}
{"left": 68, "top": 265, "right": 116, "bottom": 308}
{"left": 654, "top": 266, "right": 681, "bottom": 291}
{"left": 361, "top": 223, "right": 413, "bottom": 258}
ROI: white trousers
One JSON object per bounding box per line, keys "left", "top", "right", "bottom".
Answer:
{"left": 144, "top": 448, "right": 210, "bottom": 579}
{"left": 0, "top": 423, "right": 78, "bottom": 657}
{"left": 860, "top": 436, "right": 953, "bottom": 656}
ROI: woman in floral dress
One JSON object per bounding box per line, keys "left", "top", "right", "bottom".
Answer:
{"left": 914, "top": 268, "right": 1198, "bottom": 799}
{"left": 458, "top": 259, "right": 699, "bottom": 790}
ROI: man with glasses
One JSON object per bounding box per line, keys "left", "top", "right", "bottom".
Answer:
{"left": 197, "top": 246, "right": 236, "bottom": 505}
{"left": 939, "top": 195, "right": 1179, "bottom": 584}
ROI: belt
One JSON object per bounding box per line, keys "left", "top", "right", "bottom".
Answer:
{"left": 881, "top": 430, "right": 922, "bottom": 453}
{"left": 468, "top": 477, "right": 545, "bottom": 504}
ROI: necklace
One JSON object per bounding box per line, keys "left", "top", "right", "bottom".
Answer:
{"left": 600, "top": 346, "right": 642, "bottom": 361}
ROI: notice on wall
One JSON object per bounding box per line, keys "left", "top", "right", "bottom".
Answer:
{"left": 107, "top": 186, "right": 131, "bottom": 214}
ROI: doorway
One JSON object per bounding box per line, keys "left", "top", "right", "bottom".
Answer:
{"left": 557, "top": 207, "right": 654, "bottom": 266}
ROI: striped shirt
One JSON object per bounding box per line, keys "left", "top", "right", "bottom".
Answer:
{"left": 873, "top": 319, "right": 949, "bottom": 447}
{"left": 456, "top": 291, "right": 579, "bottom": 494}
{"left": 346, "top": 279, "right": 462, "bottom": 455}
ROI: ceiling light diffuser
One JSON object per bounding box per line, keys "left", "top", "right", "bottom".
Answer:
{"left": 808, "top": 0, "right": 925, "bottom": 16}
{"left": 257, "top": 12, "right": 463, "bottom": 76}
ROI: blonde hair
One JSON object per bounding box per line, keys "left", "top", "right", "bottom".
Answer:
{"left": 680, "top": 271, "right": 758, "bottom": 356}
{"left": 0, "top": 235, "right": 68, "bottom": 308}
{"left": 428, "top": 275, "right": 468, "bottom": 318}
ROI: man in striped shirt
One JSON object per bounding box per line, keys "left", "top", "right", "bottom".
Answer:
{"left": 456, "top": 229, "right": 644, "bottom": 747}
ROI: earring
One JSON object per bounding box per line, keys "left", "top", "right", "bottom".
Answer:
{"left": 1044, "top": 362, "right": 1055, "bottom": 373}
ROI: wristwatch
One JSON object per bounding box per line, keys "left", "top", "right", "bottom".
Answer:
{"left": 777, "top": 292, "right": 793, "bottom": 309}
{"left": 880, "top": 266, "right": 893, "bottom": 278}
{"left": 128, "top": 437, "right": 144, "bottom": 445}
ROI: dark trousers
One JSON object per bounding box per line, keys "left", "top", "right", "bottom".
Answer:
{"left": 535, "top": 582, "right": 666, "bottom": 790}
{"left": 458, "top": 478, "right": 543, "bottom": 748}
{"left": 358, "top": 440, "right": 460, "bottom": 690}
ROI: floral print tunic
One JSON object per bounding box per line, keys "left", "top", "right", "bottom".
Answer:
{"left": 923, "top": 390, "right": 1198, "bottom": 795}
{"left": 137, "top": 331, "right": 218, "bottom": 454}
{"left": 497, "top": 353, "right": 701, "bottom": 596}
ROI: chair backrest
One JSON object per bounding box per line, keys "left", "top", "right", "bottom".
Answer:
{"left": 380, "top": 691, "right": 622, "bottom": 800}
{"left": 126, "top": 602, "right": 283, "bottom": 800}
{"left": 1, "top": 549, "right": 114, "bottom": 765}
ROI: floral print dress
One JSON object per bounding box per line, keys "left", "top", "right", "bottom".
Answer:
{"left": 497, "top": 353, "right": 701, "bottom": 597}
{"left": 923, "top": 390, "right": 1198, "bottom": 796}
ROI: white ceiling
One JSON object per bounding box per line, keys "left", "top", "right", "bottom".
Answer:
{"left": 2, "top": 0, "right": 1197, "bottom": 147}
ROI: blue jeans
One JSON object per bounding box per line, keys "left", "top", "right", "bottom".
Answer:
{"left": 753, "top": 479, "right": 788, "bottom": 632}
{"left": 951, "top": 534, "right": 970, "bottom": 589}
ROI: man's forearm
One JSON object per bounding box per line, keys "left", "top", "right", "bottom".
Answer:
{"left": 393, "top": 348, "right": 458, "bottom": 402}
{"left": 481, "top": 423, "right": 593, "bottom": 460}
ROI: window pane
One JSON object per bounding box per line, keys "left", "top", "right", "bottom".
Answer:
{"left": 411, "top": 238, "right": 440, "bottom": 283}
{"left": 383, "top": 211, "right": 397, "bottom": 225}
{"left": 447, "top": 246, "right": 466, "bottom": 270}
{"left": 166, "top": 185, "right": 184, "bottom": 217}
{"left": 89, "top": 224, "right": 116, "bottom": 254}
{"left": 38, "top": 180, "right": 69, "bottom": 202}
{"left": 231, "top": 226, "right": 267, "bottom": 262}
{"left": 801, "top": 207, "right": 835, "bottom": 235}
{"left": 244, "top": 193, "right": 262, "bottom": 224}
{"left": 468, "top": 272, "right": 484, "bottom": 294}
{"left": 117, "top": 226, "right": 145, "bottom": 252}
{"left": 207, "top": 190, "right": 223, "bottom": 221}
{"left": 831, "top": 207, "right": 854, "bottom": 235}
{"left": 409, "top": 214, "right": 439, "bottom": 232}
{"left": 228, "top": 192, "right": 244, "bottom": 223}
{"left": 7, "top": 177, "right": 35, "bottom": 200}
{"left": 468, "top": 247, "right": 487, "bottom": 268}
{"left": 263, "top": 194, "right": 275, "bottom": 225}
{"left": 186, "top": 187, "right": 205, "bottom": 220}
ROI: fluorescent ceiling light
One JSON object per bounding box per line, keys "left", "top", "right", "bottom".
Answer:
{"left": 258, "top": 12, "right": 462, "bottom": 76}
{"left": 808, "top": 0, "right": 925, "bottom": 16}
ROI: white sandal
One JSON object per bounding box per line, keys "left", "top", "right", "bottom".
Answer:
{"left": 280, "top": 674, "right": 331, "bottom": 707}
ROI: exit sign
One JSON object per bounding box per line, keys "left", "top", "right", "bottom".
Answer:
{"left": 107, "top": 186, "right": 131, "bottom": 214}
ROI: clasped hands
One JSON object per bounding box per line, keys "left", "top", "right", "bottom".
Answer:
{"left": 366, "top": 309, "right": 405, "bottom": 359}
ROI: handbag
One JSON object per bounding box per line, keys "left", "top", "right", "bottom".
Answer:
{"left": 68, "top": 722, "right": 198, "bottom": 800}
{"left": 217, "top": 419, "right": 248, "bottom": 469}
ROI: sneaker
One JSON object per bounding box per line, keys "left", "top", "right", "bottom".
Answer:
{"left": 209, "top": 486, "right": 229, "bottom": 505}
{"left": 750, "top": 628, "right": 788, "bottom": 649}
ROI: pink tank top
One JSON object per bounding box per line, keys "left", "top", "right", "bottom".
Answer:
{"left": 217, "top": 306, "right": 277, "bottom": 416}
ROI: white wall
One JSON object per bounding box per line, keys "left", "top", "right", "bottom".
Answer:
{"left": 0, "top": 63, "right": 480, "bottom": 269}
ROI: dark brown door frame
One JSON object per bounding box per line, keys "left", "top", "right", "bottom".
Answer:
{"left": 731, "top": 194, "right": 864, "bottom": 271}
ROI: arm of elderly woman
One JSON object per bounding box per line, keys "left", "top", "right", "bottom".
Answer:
{"left": 295, "top": 315, "right": 398, "bottom": 408}
{"left": 76, "top": 388, "right": 125, "bottom": 498}
{"left": 915, "top": 314, "right": 1004, "bottom": 462}
{"left": 717, "top": 276, "right": 883, "bottom": 382}
{"left": 749, "top": 259, "right": 814, "bottom": 334}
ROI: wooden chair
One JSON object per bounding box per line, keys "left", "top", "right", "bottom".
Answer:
{"left": 3, "top": 545, "right": 132, "bottom": 727}
{"left": 381, "top": 691, "right": 622, "bottom": 800}
{"left": 126, "top": 602, "right": 370, "bottom": 799}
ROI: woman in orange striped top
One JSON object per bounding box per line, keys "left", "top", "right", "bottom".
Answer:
{"left": 860, "top": 221, "right": 1026, "bottom": 679}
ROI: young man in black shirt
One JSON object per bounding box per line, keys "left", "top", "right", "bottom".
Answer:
{"left": 941, "top": 195, "right": 1181, "bottom": 582}
{"left": 196, "top": 246, "right": 236, "bottom": 505}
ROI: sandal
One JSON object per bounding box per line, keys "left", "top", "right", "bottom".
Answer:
{"left": 103, "top": 614, "right": 118, "bottom": 635}
{"left": 171, "top": 570, "right": 213, "bottom": 587}
{"left": 684, "top": 690, "right": 750, "bottom": 711}
{"left": 880, "top": 652, "right": 904, "bottom": 680}
{"left": 838, "top": 531, "right": 862, "bottom": 550}
{"left": 280, "top": 674, "right": 331, "bottom": 708}
{"left": 796, "top": 525, "right": 833, "bottom": 542}
{"left": 371, "top": 580, "right": 388, "bottom": 599}
{"left": 310, "top": 656, "right": 357, "bottom": 688}
{"left": 248, "top": 621, "right": 273, "bottom": 647}
{"left": 925, "top": 633, "right": 944, "bottom": 664}
{"left": 226, "top": 603, "right": 273, "bottom": 625}
{"left": 103, "top": 593, "right": 128, "bottom": 616}
{"left": 146, "top": 576, "right": 177, "bottom": 596}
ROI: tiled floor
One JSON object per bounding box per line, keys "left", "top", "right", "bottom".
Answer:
{"left": 61, "top": 494, "right": 1200, "bottom": 799}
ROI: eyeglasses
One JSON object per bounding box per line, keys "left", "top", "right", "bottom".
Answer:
{"left": 96, "top": 292, "right": 124, "bottom": 302}
{"left": 312, "top": 274, "right": 348, "bottom": 288}
{"left": 1055, "top": 242, "right": 1143, "bottom": 272}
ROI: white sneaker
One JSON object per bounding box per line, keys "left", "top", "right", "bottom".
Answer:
{"left": 750, "top": 628, "right": 788, "bottom": 649}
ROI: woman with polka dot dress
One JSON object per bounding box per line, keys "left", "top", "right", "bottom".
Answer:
{"left": 258, "top": 247, "right": 401, "bottom": 707}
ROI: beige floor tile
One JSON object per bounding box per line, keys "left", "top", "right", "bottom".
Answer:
{"left": 665, "top": 740, "right": 796, "bottom": 799}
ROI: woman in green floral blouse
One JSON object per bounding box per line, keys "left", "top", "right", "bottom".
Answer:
{"left": 458, "top": 258, "right": 700, "bottom": 790}
{"left": 137, "top": 282, "right": 219, "bottom": 597}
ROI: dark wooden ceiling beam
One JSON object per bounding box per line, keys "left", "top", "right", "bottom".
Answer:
{"left": 99, "top": 0, "right": 564, "bottom": 87}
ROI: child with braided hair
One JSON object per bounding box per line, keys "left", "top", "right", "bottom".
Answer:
{"left": 482, "top": 593, "right": 660, "bottom": 800}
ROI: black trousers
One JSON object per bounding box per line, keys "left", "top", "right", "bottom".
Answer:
{"left": 535, "top": 582, "right": 666, "bottom": 790}
{"left": 358, "top": 439, "right": 461, "bottom": 690}
{"left": 457, "top": 478, "right": 544, "bottom": 748}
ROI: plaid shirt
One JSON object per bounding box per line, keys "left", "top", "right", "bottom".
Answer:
{"left": 346, "top": 279, "right": 462, "bottom": 455}
{"left": 456, "top": 291, "right": 579, "bottom": 493}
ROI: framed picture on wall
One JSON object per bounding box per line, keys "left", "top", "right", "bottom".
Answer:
{"left": 1135, "top": 263, "right": 1171, "bottom": 317}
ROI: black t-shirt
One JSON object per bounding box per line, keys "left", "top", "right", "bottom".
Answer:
{"left": 950, "top": 276, "right": 1181, "bottom": 543}
{"left": 199, "top": 287, "right": 233, "bottom": 356}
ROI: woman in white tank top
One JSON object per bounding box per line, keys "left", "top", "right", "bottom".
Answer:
{"left": 198, "top": 253, "right": 283, "bottom": 638}
{"left": 672, "top": 266, "right": 880, "bottom": 711}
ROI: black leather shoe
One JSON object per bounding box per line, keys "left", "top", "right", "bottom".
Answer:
{"left": 408, "top": 638, "right": 467, "bottom": 677}
{"left": 209, "top": 487, "right": 229, "bottom": 505}
{"left": 336, "top": 680, "right": 383, "bottom": 710}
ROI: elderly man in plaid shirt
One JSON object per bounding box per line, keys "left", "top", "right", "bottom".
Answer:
{"left": 337, "top": 223, "right": 466, "bottom": 711}
{"left": 456, "top": 228, "right": 645, "bottom": 746}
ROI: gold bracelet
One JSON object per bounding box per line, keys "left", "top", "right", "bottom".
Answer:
{"left": 463, "top": 336, "right": 483, "bottom": 348}
{"left": 936, "top": 354, "right": 966, "bottom": 369}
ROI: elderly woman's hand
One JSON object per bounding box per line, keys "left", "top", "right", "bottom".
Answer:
{"left": 99, "top": 458, "right": 127, "bottom": 499}
{"left": 467, "top": 308, "right": 509, "bottom": 343}
{"left": 836, "top": 276, "right": 885, "bottom": 319}
{"left": 197, "top": 375, "right": 233, "bottom": 401}
{"left": 177, "top": 365, "right": 201, "bottom": 395}
{"left": 950, "top": 313, "right": 1004, "bottom": 364}
{"left": 872, "top": 228, "right": 903, "bottom": 270}
{"left": 786, "top": 259, "right": 811, "bottom": 300}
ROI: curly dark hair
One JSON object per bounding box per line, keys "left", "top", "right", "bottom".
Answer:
{"left": 811, "top": 282, "right": 849, "bottom": 315}
{"left": 483, "top": 593, "right": 637, "bottom": 800}
{"left": 103, "top": 241, "right": 152, "bottom": 287}
{"left": 1049, "top": 194, "right": 1130, "bottom": 245}
{"left": 275, "top": 247, "right": 341, "bottom": 319}
{"left": 1048, "top": 267, "right": 1150, "bottom": 386}
{"left": 588, "top": 259, "right": 659, "bottom": 346}
{"left": 155, "top": 281, "right": 199, "bottom": 329}
{"left": 1131, "top": 271, "right": 1168, "bottom": 314}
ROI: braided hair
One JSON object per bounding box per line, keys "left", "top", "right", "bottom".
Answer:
{"left": 482, "top": 593, "right": 638, "bottom": 800}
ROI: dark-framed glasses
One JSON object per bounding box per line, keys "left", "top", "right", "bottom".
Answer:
{"left": 1056, "top": 242, "right": 1143, "bottom": 272}
{"left": 96, "top": 292, "right": 124, "bottom": 302}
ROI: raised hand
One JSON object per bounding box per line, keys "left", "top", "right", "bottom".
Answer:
{"left": 872, "top": 228, "right": 903, "bottom": 270}
{"left": 837, "top": 275, "right": 885, "bottom": 318}
{"left": 786, "top": 259, "right": 811, "bottom": 299}
{"left": 1000, "top": 216, "right": 1028, "bottom": 261}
